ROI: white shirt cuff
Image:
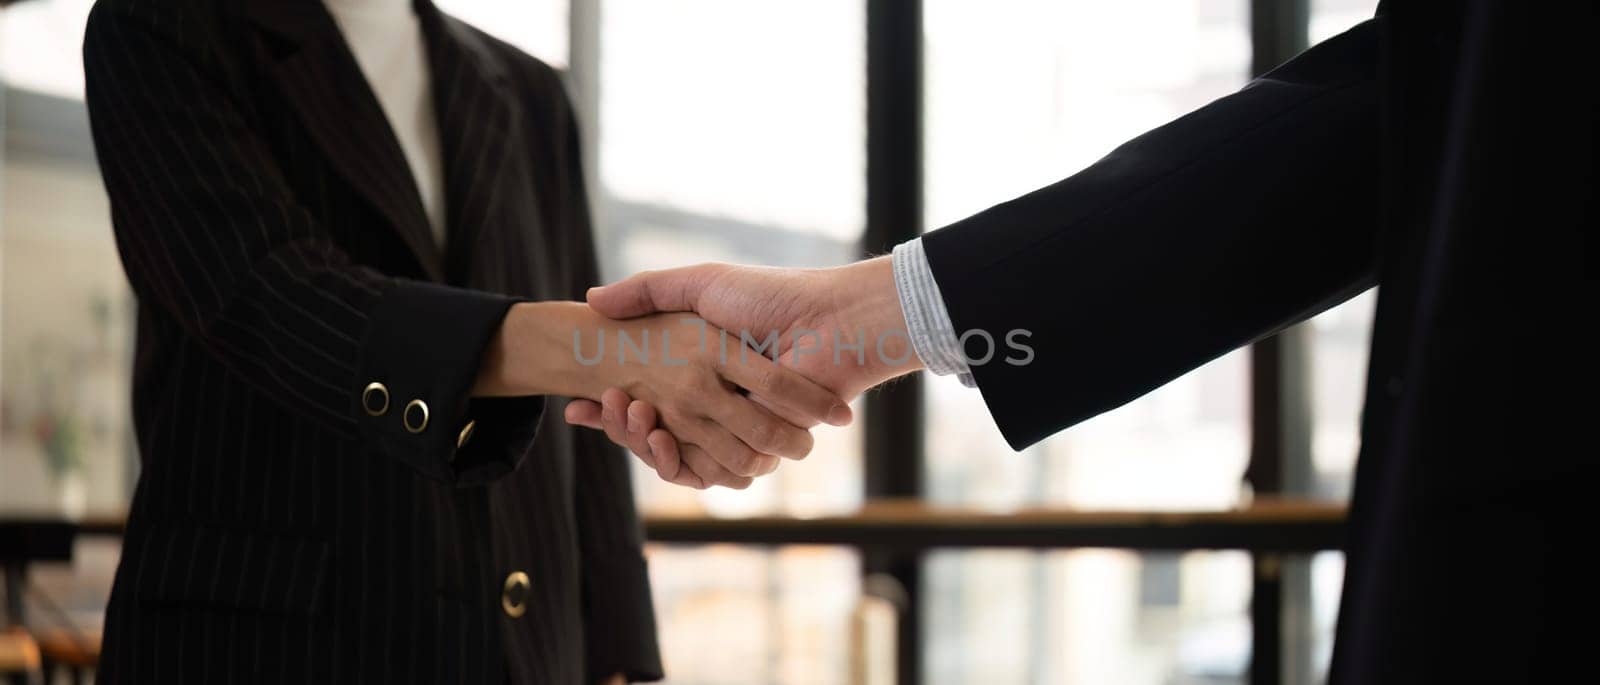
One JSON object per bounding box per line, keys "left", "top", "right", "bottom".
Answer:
{"left": 891, "top": 238, "right": 976, "bottom": 387}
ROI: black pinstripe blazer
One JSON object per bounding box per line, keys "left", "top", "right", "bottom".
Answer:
{"left": 84, "top": 0, "right": 661, "bottom": 682}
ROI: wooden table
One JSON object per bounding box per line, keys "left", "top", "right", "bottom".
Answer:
{"left": 44, "top": 497, "right": 1349, "bottom": 553}
{"left": 643, "top": 497, "right": 1346, "bottom": 551}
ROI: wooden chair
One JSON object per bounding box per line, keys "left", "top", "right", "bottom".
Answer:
{"left": 0, "top": 628, "right": 41, "bottom": 685}
{"left": 33, "top": 629, "right": 98, "bottom": 685}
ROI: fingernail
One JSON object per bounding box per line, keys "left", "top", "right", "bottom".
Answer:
{"left": 627, "top": 414, "right": 642, "bottom": 434}
{"left": 586, "top": 286, "right": 604, "bottom": 299}
{"left": 826, "top": 404, "right": 852, "bottom": 426}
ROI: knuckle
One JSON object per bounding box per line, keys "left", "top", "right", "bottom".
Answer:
{"left": 729, "top": 450, "right": 759, "bottom": 478}
{"left": 763, "top": 424, "right": 803, "bottom": 458}
{"left": 754, "top": 367, "right": 779, "bottom": 394}
{"left": 689, "top": 363, "right": 720, "bottom": 392}
{"left": 746, "top": 420, "right": 775, "bottom": 452}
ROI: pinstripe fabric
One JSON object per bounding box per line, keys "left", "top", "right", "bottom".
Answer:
{"left": 889, "top": 239, "right": 973, "bottom": 386}
{"left": 84, "top": 0, "right": 661, "bottom": 682}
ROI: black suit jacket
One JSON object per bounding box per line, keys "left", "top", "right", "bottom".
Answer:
{"left": 923, "top": 2, "right": 1587, "bottom": 682}
{"left": 84, "top": 0, "right": 662, "bottom": 682}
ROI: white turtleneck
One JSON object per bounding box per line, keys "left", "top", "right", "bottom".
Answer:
{"left": 323, "top": 0, "right": 448, "bottom": 247}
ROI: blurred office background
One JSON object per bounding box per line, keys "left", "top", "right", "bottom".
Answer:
{"left": 1, "top": 0, "right": 1376, "bottom": 683}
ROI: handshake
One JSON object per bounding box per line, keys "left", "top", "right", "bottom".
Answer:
{"left": 564, "top": 257, "right": 919, "bottom": 489}
{"left": 477, "top": 256, "right": 931, "bottom": 489}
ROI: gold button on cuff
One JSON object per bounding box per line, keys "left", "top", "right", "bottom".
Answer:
{"left": 502, "top": 571, "right": 530, "bottom": 618}
{"left": 362, "top": 382, "right": 390, "bottom": 416}
{"left": 457, "top": 419, "right": 477, "bottom": 448}
{"left": 403, "top": 399, "right": 430, "bottom": 433}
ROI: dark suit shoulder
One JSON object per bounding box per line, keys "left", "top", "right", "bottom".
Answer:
{"left": 455, "top": 21, "right": 563, "bottom": 82}
{"left": 85, "top": 0, "right": 251, "bottom": 78}
{"left": 441, "top": 17, "right": 574, "bottom": 114}
{"left": 87, "top": 0, "right": 236, "bottom": 43}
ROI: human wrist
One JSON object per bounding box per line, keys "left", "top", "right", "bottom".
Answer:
{"left": 477, "top": 301, "right": 614, "bottom": 400}
{"left": 828, "top": 256, "right": 924, "bottom": 389}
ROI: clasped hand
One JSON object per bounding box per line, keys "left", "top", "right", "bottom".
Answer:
{"left": 564, "top": 258, "right": 920, "bottom": 489}
{"left": 476, "top": 300, "right": 858, "bottom": 489}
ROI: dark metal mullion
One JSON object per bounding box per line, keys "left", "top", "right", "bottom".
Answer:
{"left": 863, "top": 1, "right": 925, "bottom": 684}
{"left": 1247, "top": 2, "right": 1311, "bottom": 684}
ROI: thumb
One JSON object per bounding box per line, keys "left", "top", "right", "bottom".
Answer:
{"left": 586, "top": 264, "right": 723, "bottom": 318}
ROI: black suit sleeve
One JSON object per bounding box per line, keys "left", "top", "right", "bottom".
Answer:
{"left": 522, "top": 66, "right": 664, "bottom": 681}
{"left": 84, "top": 2, "right": 538, "bottom": 485}
{"left": 923, "top": 21, "right": 1383, "bottom": 450}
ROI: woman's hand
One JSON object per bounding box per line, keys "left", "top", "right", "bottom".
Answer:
{"left": 476, "top": 302, "right": 849, "bottom": 488}
{"left": 565, "top": 389, "right": 688, "bottom": 485}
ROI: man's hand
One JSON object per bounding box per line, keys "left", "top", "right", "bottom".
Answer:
{"left": 588, "top": 257, "right": 915, "bottom": 397}
{"left": 567, "top": 258, "right": 919, "bottom": 485}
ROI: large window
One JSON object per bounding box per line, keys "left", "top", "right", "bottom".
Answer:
{"left": 922, "top": 1, "right": 1255, "bottom": 682}
{"left": 592, "top": 2, "right": 868, "bottom": 682}
{"left": 2, "top": 0, "right": 130, "bottom": 650}
{"left": 2, "top": 0, "right": 130, "bottom": 518}
{"left": 0, "top": 0, "right": 91, "bottom": 98}
{"left": 595, "top": 0, "right": 867, "bottom": 519}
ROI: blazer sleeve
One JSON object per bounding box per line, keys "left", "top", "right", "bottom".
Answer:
{"left": 83, "top": 2, "right": 540, "bottom": 485}
{"left": 526, "top": 66, "right": 664, "bottom": 681}
{"left": 922, "top": 20, "right": 1384, "bottom": 450}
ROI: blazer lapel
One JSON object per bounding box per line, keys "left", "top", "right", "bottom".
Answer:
{"left": 415, "top": 2, "right": 526, "bottom": 286}
{"left": 245, "top": 0, "right": 446, "bottom": 282}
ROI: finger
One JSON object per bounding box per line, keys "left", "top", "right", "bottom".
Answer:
{"left": 570, "top": 396, "right": 659, "bottom": 471}
{"left": 719, "top": 352, "right": 852, "bottom": 428}
{"left": 599, "top": 388, "right": 635, "bottom": 457}
{"left": 677, "top": 441, "right": 754, "bottom": 490}
{"left": 649, "top": 430, "right": 707, "bottom": 489}
{"left": 600, "top": 396, "right": 658, "bottom": 469}
{"left": 646, "top": 429, "right": 682, "bottom": 481}
{"left": 699, "top": 414, "right": 784, "bottom": 478}
{"left": 564, "top": 399, "right": 605, "bottom": 430}
{"left": 624, "top": 399, "right": 661, "bottom": 465}
{"left": 662, "top": 467, "right": 703, "bottom": 489}
{"left": 626, "top": 400, "right": 658, "bottom": 437}
{"left": 704, "top": 385, "right": 815, "bottom": 462}
{"left": 658, "top": 458, "right": 702, "bottom": 489}
{"left": 571, "top": 397, "right": 659, "bottom": 472}
{"left": 585, "top": 264, "right": 727, "bottom": 319}
{"left": 654, "top": 433, "right": 704, "bottom": 489}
